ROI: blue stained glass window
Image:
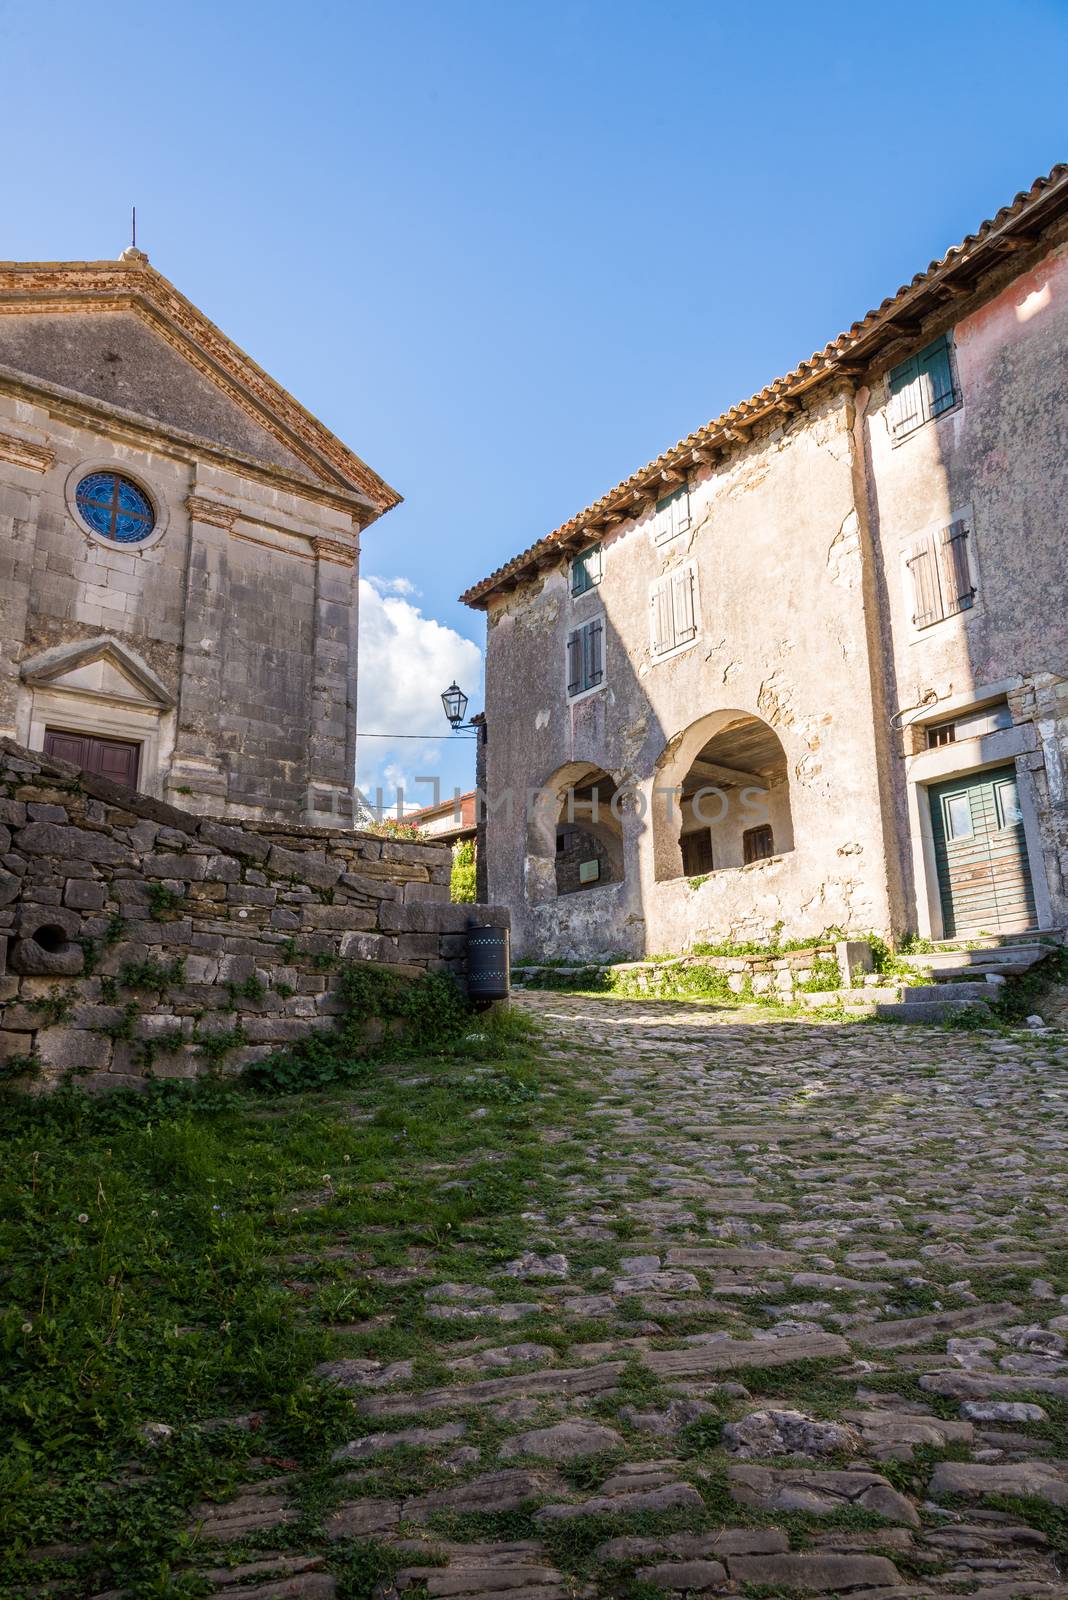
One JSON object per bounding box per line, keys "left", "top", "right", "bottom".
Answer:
{"left": 75, "top": 472, "right": 155, "bottom": 543}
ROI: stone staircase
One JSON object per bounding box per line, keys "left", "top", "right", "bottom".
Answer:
{"left": 805, "top": 931, "right": 1064, "bottom": 1025}
{"left": 876, "top": 937, "right": 1058, "bottom": 1024}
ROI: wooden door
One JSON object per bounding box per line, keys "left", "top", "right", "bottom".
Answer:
{"left": 44, "top": 728, "right": 140, "bottom": 789}
{"left": 929, "top": 766, "right": 1036, "bottom": 936}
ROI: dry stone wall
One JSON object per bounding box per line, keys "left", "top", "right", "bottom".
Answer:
{"left": 0, "top": 738, "right": 507, "bottom": 1092}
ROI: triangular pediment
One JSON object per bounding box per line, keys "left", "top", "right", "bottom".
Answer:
{"left": 0, "top": 255, "right": 400, "bottom": 517}
{"left": 21, "top": 638, "right": 175, "bottom": 709}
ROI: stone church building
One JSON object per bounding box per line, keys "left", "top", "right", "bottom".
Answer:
{"left": 0, "top": 248, "right": 398, "bottom": 822}
{"left": 462, "top": 165, "right": 1068, "bottom": 958}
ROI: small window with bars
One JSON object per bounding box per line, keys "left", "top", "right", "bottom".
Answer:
{"left": 650, "top": 562, "right": 699, "bottom": 658}
{"left": 570, "top": 543, "right": 602, "bottom": 597}
{"left": 743, "top": 825, "right": 775, "bottom": 864}
{"left": 653, "top": 486, "right": 691, "bottom": 545}
{"left": 888, "top": 334, "right": 960, "bottom": 440}
{"left": 926, "top": 721, "right": 957, "bottom": 749}
{"left": 566, "top": 616, "right": 605, "bottom": 698}
{"left": 905, "top": 519, "right": 976, "bottom": 630}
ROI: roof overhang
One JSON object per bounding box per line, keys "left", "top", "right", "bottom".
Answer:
{"left": 460, "top": 162, "right": 1068, "bottom": 609}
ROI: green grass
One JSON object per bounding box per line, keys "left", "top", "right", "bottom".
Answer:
{"left": 0, "top": 1010, "right": 574, "bottom": 1598}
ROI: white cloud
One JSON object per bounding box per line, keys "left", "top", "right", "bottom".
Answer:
{"left": 357, "top": 577, "right": 481, "bottom": 807}
{"left": 365, "top": 574, "right": 419, "bottom": 598}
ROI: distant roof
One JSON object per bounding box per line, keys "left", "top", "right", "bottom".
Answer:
{"left": 0, "top": 249, "right": 401, "bottom": 517}
{"left": 461, "top": 163, "right": 1068, "bottom": 609}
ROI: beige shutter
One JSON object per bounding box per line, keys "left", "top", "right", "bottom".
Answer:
{"left": 651, "top": 576, "right": 673, "bottom": 653}
{"left": 671, "top": 565, "right": 697, "bottom": 643}
{"left": 673, "top": 488, "right": 691, "bottom": 536}
{"left": 906, "top": 536, "right": 943, "bottom": 628}
{"left": 938, "top": 520, "right": 975, "bottom": 615}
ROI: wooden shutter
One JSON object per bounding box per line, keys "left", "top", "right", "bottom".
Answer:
{"left": 651, "top": 575, "right": 673, "bottom": 653}
{"left": 673, "top": 489, "right": 691, "bottom": 536}
{"left": 888, "top": 355, "right": 922, "bottom": 437}
{"left": 920, "top": 337, "right": 957, "bottom": 419}
{"left": 671, "top": 566, "right": 697, "bottom": 643}
{"left": 584, "top": 618, "right": 604, "bottom": 686}
{"left": 939, "top": 520, "right": 975, "bottom": 615}
{"left": 566, "top": 629, "right": 583, "bottom": 695}
{"left": 906, "top": 536, "right": 943, "bottom": 628}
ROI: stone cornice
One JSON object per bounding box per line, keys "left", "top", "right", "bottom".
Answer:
{"left": 0, "top": 258, "right": 402, "bottom": 519}
{"left": 186, "top": 495, "right": 239, "bottom": 531}
{"left": 0, "top": 429, "right": 54, "bottom": 472}
{"left": 312, "top": 536, "right": 358, "bottom": 566}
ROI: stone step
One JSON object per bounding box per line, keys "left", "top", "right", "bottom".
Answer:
{"left": 927, "top": 927, "right": 1065, "bottom": 949}
{"left": 904, "top": 944, "right": 1050, "bottom": 973}
{"left": 800, "top": 988, "right": 902, "bottom": 1008}
{"left": 899, "top": 981, "right": 1000, "bottom": 1003}
{"left": 874, "top": 998, "right": 992, "bottom": 1024}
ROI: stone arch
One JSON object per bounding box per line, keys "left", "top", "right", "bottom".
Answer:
{"left": 652, "top": 709, "right": 794, "bottom": 883}
{"left": 525, "top": 761, "right": 627, "bottom": 903}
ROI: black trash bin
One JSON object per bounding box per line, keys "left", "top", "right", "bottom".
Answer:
{"left": 466, "top": 920, "right": 510, "bottom": 1004}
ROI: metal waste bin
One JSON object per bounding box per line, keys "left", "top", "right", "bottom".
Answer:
{"left": 466, "top": 920, "right": 510, "bottom": 1003}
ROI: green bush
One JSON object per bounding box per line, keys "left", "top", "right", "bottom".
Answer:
{"left": 451, "top": 839, "right": 477, "bottom": 902}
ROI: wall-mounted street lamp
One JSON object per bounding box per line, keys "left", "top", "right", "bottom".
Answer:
{"left": 441, "top": 681, "right": 477, "bottom": 730}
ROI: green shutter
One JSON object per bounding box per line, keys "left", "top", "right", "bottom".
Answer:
{"left": 888, "top": 354, "right": 922, "bottom": 436}
{"left": 571, "top": 543, "right": 602, "bottom": 595}
{"left": 919, "top": 336, "right": 957, "bottom": 419}
{"left": 566, "top": 630, "right": 582, "bottom": 695}
{"left": 584, "top": 618, "right": 604, "bottom": 686}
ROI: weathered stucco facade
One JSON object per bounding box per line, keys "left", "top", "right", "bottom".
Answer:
{"left": 0, "top": 250, "right": 399, "bottom": 823}
{"left": 463, "top": 166, "right": 1068, "bottom": 959}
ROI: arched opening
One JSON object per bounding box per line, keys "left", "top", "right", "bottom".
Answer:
{"left": 526, "top": 762, "right": 626, "bottom": 902}
{"left": 654, "top": 711, "right": 794, "bottom": 882}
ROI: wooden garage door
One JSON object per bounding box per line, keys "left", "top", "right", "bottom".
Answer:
{"left": 44, "top": 728, "right": 140, "bottom": 789}
{"left": 929, "top": 766, "right": 1036, "bottom": 936}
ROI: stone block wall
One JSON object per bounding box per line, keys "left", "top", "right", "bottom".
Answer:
{"left": 0, "top": 739, "right": 508, "bottom": 1092}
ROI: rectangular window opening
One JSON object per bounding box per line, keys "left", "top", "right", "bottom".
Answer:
{"left": 653, "top": 486, "right": 692, "bottom": 545}
{"left": 743, "top": 825, "right": 774, "bottom": 864}
{"left": 570, "top": 543, "right": 602, "bottom": 597}
{"left": 889, "top": 334, "right": 960, "bottom": 440}
{"left": 681, "top": 830, "right": 715, "bottom": 876}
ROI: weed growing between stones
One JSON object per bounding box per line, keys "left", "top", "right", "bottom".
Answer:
{"left": 243, "top": 963, "right": 535, "bottom": 1095}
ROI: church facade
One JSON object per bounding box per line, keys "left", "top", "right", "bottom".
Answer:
{"left": 0, "top": 248, "right": 398, "bottom": 822}
{"left": 463, "top": 166, "right": 1068, "bottom": 958}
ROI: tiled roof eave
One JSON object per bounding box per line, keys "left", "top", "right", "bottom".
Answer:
{"left": 459, "top": 162, "right": 1068, "bottom": 609}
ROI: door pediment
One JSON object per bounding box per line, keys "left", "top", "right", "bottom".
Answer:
{"left": 20, "top": 637, "right": 175, "bottom": 710}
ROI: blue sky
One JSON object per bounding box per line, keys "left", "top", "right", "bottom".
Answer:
{"left": 3, "top": 0, "right": 1065, "bottom": 808}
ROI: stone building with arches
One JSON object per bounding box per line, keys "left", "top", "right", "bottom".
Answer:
{"left": 462, "top": 167, "right": 1068, "bottom": 958}
{"left": 0, "top": 248, "right": 399, "bottom": 822}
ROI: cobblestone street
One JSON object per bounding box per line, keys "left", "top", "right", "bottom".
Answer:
{"left": 184, "top": 995, "right": 1068, "bottom": 1600}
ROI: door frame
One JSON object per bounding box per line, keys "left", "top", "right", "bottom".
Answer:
{"left": 907, "top": 736, "right": 1052, "bottom": 938}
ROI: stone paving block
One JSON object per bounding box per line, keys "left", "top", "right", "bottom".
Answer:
{"left": 728, "top": 1464, "right": 921, "bottom": 1526}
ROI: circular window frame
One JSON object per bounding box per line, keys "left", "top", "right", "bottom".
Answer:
{"left": 65, "top": 461, "right": 169, "bottom": 552}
